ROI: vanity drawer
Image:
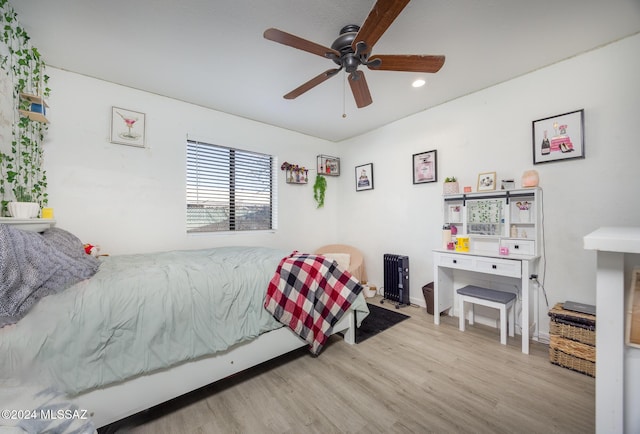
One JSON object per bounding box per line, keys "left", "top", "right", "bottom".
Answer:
{"left": 475, "top": 257, "right": 521, "bottom": 277}
{"left": 437, "top": 253, "right": 474, "bottom": 270}
{"left": 502, "top": 239, "right": 535, "bottom": 255}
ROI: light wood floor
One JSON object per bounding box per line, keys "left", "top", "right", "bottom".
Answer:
{"left": 104, "top": 296, "right": 595, "bottom": 434}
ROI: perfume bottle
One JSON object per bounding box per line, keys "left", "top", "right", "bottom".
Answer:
{"left": 442, "top": 225, "right": 452, "bottom": 249}
{"left": 541, "top": 130, "right": 550, "bottom": 155}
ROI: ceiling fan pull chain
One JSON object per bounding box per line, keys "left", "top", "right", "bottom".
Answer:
{"left": 342, "top": 71, "right": 347, "bottom": 118}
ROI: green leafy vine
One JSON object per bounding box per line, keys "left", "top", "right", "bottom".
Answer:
{"left": 0, "top": 0, "right": 50, "bottom": 214}
{"left": 313, "top": 174, "right": 326, "bottom": 209}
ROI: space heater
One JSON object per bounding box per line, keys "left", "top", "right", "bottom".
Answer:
{"left": 382, "top": 254, "right": 410, "bottom": 308}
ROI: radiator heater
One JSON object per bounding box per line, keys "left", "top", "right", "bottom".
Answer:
{"left": 382, "top": 254, "right": 410, "bottom": 308}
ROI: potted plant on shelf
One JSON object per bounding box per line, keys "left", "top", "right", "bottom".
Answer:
{"left": 7, "top": 185, "right": 39, "bottom": 218}
{"left": 443, "top": 176, "right": 459, "bottom": 194}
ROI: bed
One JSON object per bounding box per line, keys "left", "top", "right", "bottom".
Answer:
{"left": 0, "top": 223, "right": 368, "bottom": 430}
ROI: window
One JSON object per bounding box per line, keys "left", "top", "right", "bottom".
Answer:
{"left": 186, "top": 139, "right": 276, "bottom": 233}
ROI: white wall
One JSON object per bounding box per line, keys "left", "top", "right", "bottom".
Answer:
{"left": 43, "top": 69, "right": 342, "bottom": 255}
{"left": 26, "top": 27, "right": 640, "bottom": 433}
{"left": 40, "top": 34, "right": 640, "bottom": 331}
{"left": 336, "top": 33, "right": 640, "bottom": 338}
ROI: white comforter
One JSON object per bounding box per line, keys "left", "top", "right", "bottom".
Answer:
{"left": 0, "top": 246, "right": 288, "bottom": 395}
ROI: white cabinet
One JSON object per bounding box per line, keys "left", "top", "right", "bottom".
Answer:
{"left": 443, "top": 187, "right": 541, "bottom": 256}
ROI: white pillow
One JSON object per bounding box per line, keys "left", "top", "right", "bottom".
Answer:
{"left": 322, "top": 253, "right": 351, "bottom": 271}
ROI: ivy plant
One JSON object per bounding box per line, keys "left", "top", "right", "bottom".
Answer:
{"left": 0, "top": 0, "right": 50, "bottom": 214}
{"left": 313, "top": 174, "right": 326, "bottom": 209}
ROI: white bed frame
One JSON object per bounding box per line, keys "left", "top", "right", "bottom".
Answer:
{"left": 2, "top": 219, "right": 359, "bottom": 428}
{"left": 73, "top": 310, "right": 357, "bottom": 428}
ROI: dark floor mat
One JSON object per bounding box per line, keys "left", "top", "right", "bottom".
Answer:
{"left": 356, "top": 303, "right": 410, "bottom": 344}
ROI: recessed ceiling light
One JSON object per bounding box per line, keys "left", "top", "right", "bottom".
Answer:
{"left": 412, "top": 79, "right": 426, "bottom": 88}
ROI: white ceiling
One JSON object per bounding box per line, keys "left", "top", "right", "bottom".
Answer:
{"left": 12, "top": 0, "right": 640, "bottom": 142}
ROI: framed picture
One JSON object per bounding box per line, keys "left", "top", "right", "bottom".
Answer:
{"left": 317, "top": 155, "right": 340, "bottom": 176}
{"left": 477, "top": 171, "right": 496, "bottom": 191}
{"left": 111, "top": 107, "right": 146, "bottom": 147}
{"left": 532, "top": 109, "right": 584, "bottom": 164}
{"left": 412, "top": 150, "right": 437, "bottom": 184}
{"left": 355, "top": 163, "right": 374, "bottom": 191}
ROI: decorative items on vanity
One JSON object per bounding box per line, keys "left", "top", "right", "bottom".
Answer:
{"left": 476, "top": 171, "right": 496, "bottom": 192}
{"left": 443, "top": 187, "right": 541, "bottom": 252}
{"left": 443, "top": 176, "right": 459, "bottom": 194}
{"left": 501, "top": 179, "right": 515, "bottom": 190}
{"left": 521, "top": 169, "right": 539, "bottom": 188}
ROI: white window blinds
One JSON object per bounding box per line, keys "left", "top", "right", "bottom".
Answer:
{"left": 186, "top": 139, "right": 276, "bottom": 233}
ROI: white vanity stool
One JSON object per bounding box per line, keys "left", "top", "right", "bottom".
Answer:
{"left": 457, "top": 285, "right": 516, "bottom": 345}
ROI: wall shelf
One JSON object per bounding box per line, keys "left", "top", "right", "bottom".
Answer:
{"left": 0, "top": 217, "right": 56, "bottom": 232}
{"left": 285, "top": 168, "right": 308, "bottom": 184}
{"left": 316, "top": 155, "right": 340, "bottom": 176}
{"left": 280, "top": 162, "right": 308, "bottom": 184}
{"left": 19, "top": 92, "right": 49, "bottom": 123}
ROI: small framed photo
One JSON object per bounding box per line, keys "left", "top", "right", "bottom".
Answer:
{"left": 317, "top": 155, "right": 340, "bottom": 176}
{"left": 355, "top": 163, "right": 374, "bottom": 191}
{"left": 477, "top": 171, "right": 496, "bottom": 192}
{"left": 412, "top": 150, "right": 437, "bottom": 184}
{"left": 111, "top": 107, "right": 146, "bottom": 147}
{"left": 532, "top": 109, "right": 584, "bottom": 164}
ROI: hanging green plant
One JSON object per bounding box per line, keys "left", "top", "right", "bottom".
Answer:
{"left": 0, "top": 0, "right": 50, "bottom": 215}
{"left": 313, "top": 174, "right": 326, "bottom": 208}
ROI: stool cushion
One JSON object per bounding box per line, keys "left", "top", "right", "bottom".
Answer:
{"left": 457, "top": 285, "right": 516, "bottom": 304}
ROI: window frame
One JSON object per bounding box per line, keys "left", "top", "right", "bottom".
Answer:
{"left": 186, "top": 139, "right": 277, "bottom": 233}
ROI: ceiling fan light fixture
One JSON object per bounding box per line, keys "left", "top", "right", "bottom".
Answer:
{"left": 263, "top": 0, "right": 445, "bottom": 108}
{"left": 412, "top": 79, "right": 426, "bottom": 88}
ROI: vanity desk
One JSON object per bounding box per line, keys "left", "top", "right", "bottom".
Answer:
{"left": 433, "top": 249, "right": 539, "bottom": 354}
{"left": 434, "top": 187, "right": 542, "bottom": 354}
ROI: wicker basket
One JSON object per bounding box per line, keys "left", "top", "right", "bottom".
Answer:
{"left": 549, "top": 335, "right": 595, "bottom": 362}
{"left": 549, "top": 347, "right": 595, "bottom": 377}
{"left": 548, "top": 302, "right": 596, "bottom": 377}
{"left": 549, "top": 321, "right": 596, "bottom": 346}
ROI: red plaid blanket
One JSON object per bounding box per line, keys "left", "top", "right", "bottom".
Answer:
{"left": 264, "top": 252, "right": 363, "bottom": 355}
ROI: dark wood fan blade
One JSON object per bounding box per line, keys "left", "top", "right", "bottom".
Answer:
{"left": 348, "top": 71, "right": 373, "bottom": 108}
{"left": 352, "top": 0, "right": 411, "bottom": 53}
{"left": 367, "top": 54, "right": 445, "bottom": 73}
{"left": 264, "top": 28, "right": 340, "bottom": 59}
{"left": 284, "top": 68, "right": 341, "bottom": 99}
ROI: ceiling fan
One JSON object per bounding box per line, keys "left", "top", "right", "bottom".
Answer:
{"left": 263, "top": 0, "right": 445, "bottom": 108}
